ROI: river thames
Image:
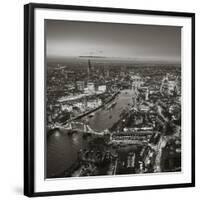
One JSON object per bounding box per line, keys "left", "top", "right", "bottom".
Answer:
{"left": 47, "top": 90, "right": 135, "bottom": 177}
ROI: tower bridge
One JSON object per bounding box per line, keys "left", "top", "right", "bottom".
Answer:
{"left": 63, "top": 121, "right": 105, "bottom": 136}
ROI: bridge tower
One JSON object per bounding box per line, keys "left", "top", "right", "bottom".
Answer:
{"left": 64, "top": 122, "right": 72, "bottom": 129}
{"left": 84, "top": 124, "right": 87, "bottom": 132}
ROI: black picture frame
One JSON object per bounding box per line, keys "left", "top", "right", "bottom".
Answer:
{"left": 24, "top": 3, "right": 195, "bottom": 197}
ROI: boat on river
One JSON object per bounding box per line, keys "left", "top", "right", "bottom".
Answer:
{"left": 88, "top": 113, "right": 95, "bottom": 118}
{"left": 107, "top": 101, "right": 117, "bottom": 110}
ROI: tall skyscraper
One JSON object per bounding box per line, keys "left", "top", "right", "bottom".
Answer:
{"left": 88, "top": 60, "right": 92, "bottom": 79}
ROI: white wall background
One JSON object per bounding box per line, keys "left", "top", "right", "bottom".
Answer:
{"left": 0, "top": 0, "right": 199, "bottom": 199}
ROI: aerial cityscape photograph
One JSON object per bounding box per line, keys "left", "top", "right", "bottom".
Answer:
{"left": 45, "top": 20, "right": 182, "bottom": 179}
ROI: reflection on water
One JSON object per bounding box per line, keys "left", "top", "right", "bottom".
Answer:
{"left": 47, "top": 90, "right": 134, "bottom": 177}
{"left": 47, "top": 130, "right": 86, "bottom": 177}
{"left": 71, "top": 134, "right": 80, "bottom": 145}
{"left": 86, "top": 90, "right": 134, "bottom": 131}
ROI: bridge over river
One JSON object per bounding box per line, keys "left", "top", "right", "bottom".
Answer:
{"left": 60, "top": 121, "right": 107, "bottom": 136}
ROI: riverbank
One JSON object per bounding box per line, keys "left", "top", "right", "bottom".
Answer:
{"left": 47, "top": 91, "right": 120, "bottom": 134}
{"left": 64, "top": 91, "right": 120, "bottom": 123}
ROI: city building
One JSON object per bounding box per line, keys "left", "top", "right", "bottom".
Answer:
{"left": 139, "top": 87, "right": 149, "bottom": 101}
{"left": 160, "top": 74, "right": 178, "bottom": 96}
{"left": 131, "top": 75, "right": 144, "bottom": 90}
{"left": 87, "top": 98, "right": 102, "bottom": 109}
{"left": 87, "top": 60, "right": 92, "bottom": 79}
{"left": 98, "top": 85, "right": 106, "bottom": 93}
{"left": 87, "top": 82, "right": 95, "bottom": 93}
{"left": 76, "top": 81, "right": 85, "bottom": 91}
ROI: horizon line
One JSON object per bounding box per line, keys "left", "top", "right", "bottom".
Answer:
{"left": 46, "top": 55, "right": 181, "bottom": 64}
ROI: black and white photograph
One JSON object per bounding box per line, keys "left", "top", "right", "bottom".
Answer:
{"left": 45, "top": 20, "right": 182, "bottom": 179}
{"left": 23, "top": 3, "right": 195, "bottom": 197}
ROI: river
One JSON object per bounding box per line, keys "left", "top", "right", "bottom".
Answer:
{"left": 47, "top": 89, "right": 135, "bottom": 178}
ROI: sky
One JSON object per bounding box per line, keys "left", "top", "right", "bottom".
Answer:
{"left": 46, "top": 20, "right": 181, "bottom": 63}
